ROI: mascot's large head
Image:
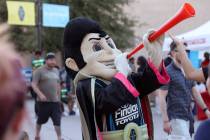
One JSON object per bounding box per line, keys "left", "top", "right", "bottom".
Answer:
{"left": 64, "top": 17, "right": 122, "bottom": 80}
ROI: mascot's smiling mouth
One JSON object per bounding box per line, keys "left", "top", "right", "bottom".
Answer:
{"left": 99, "top": 59, "right": 116, "bottom": 69}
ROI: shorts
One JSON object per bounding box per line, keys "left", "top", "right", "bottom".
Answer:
{"left": 170, "top": 119, "right": 191, "bottom": 139}
{"left": 37, "top": 102, "right": 62, "bottom": 126}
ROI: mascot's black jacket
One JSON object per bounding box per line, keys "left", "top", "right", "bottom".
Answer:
{"left": 75, "top": 60, "right": 169, "bottom": 140}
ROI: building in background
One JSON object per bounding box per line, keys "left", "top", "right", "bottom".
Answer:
{"left": 124, "top": 0, "right": 210, "bottom": 43}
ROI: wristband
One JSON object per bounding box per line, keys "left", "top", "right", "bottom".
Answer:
{"left": 203, "top": 107, "right": 208, "bottom": 113}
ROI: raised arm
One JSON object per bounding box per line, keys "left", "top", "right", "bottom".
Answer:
{"left": 192, "top": 86, "right": 210, "bottom": 118}
{"left": 170, "top": 35, "right": 205, "bottom": 82}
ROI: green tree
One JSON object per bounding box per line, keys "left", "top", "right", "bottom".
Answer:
{"left": 0, "top": 0, "right": 136, "bottom": 52}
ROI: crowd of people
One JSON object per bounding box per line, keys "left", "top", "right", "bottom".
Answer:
{"left": 128, "top": 36, "right": 210, "bottom": 140}
{"left": 1, "top": 17, "right": 210, "bottom": 140}
{"left": 125, "top": 39, "right": 210, "bottom": 140}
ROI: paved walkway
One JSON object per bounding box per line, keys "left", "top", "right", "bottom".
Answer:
{"left": 22, "top": 100, "right": 82, "bottom": 140}
{"left": 22, "top": 99, "right": 201, "bottom": 140}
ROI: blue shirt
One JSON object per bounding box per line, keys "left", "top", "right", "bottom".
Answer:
{"left": 161, "top": 62, "right": 195, "bottom": 121}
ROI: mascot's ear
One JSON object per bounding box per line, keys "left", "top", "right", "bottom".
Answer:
{"left": 65, "top": 58, "right": 79, "bottom": 71}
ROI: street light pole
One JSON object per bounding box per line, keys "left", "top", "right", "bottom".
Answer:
{"left": 35, "top": 0, "right": 42, "bottom": 51}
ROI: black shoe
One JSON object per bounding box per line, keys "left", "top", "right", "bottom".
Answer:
{"left": 69, "top": 110, "right": 76, "bottom": 116}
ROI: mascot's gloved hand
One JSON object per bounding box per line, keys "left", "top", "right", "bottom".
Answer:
{"left": 114, "top": 53, "right": 132, "bottom": 77}
{"left": 143, "top": 29, "right": 165, "bottom": 68}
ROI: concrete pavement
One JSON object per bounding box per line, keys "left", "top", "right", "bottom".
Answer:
{"left": 22, "top": 99, "right": 82, "bottom": 140}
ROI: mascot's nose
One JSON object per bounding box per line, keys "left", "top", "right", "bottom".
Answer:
{"left": 104, "top": 46, "right": 115, "bottom": 54}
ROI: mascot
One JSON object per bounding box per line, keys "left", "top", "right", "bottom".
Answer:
{"left": 63, "top": 17, "right": 169, "bottom": 140}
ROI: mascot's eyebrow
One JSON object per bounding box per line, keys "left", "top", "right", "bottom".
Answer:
{"left": 88, "top": 38, "right": 101, "bottom": 41}
{"left": 88, "top": 36, "right": 110, "bottom": 41}
{"left": 105, "top": 36, "right": 110, "bottom": 40}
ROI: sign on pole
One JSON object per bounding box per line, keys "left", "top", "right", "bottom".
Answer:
{"left": 7, "top": 1, "right": 35, "bottom": 26}
{"left": 43, "top": 3, "right": 69, "bottom": 28}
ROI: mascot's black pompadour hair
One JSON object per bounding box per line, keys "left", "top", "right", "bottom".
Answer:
{"left": 63, "top": 17, "right": 106, "bottom": 79}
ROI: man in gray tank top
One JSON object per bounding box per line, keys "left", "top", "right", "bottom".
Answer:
{"left": 32, "top": 52, "right": 62, "bottom": 140}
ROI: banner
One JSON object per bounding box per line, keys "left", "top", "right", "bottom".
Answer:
{"left": 7, "top": 1, "right": 35, "bottom": 26}
{"left": 43, "top": 3, "right": 69, "bottom": 28}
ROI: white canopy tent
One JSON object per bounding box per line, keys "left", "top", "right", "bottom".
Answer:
{"left": 163, "top": 21, "right": 210, "bottom": 52}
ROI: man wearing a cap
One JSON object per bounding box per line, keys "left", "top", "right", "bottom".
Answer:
{"left": 159, "top": 41, "right": 210, "bottom": 139}
{"left": 32, "top": 52, "right": 62, "bottom": 140}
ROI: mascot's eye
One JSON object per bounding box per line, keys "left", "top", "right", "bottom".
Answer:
{"left": 93, "top": 43, "right": 102, "bottom": 51}
{"left": 107, "top": 40, "right": 115, "bottom": 49}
